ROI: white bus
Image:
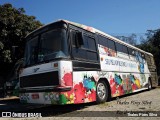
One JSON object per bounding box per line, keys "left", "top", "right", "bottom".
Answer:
{"left": 19, "top": 20, "right": 156, "bottom": 104}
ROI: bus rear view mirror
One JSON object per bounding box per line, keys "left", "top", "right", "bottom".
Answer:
{"left": 75, "top": 32, "right": 84, "bottom": 47}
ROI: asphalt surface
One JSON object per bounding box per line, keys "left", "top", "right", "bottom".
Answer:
{"left": 0, "top": 87, "right": 159, "bottom": 119}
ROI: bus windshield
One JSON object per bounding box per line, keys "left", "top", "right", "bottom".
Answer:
{"left": 24, "top": 28, "right": 69, "bottom": 66}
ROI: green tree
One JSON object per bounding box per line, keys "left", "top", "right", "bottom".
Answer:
{"left": 137, "top": 29, "right": 160, "bottom": 75}
{"left": 0, "top": 3, "right": 43, "bottom": 78}
{"left": 115, "top": 34, "right": 137, "bottom": 45}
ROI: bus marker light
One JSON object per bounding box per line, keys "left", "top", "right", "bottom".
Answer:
{"left": 54, "top": 63, "right": 58, "bottom": 68}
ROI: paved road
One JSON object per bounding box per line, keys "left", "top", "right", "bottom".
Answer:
{"left": 0, "top": 88, "right": 160, "bottom": 119}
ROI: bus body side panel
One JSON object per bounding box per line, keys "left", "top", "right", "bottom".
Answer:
{"left": 71, "top": 71, "right": 98, "bottom": 104}
{"left": 98, "top": 44, "right": 151, "bottom": 98}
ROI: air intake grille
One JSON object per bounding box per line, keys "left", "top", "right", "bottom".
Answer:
{"left": 20, "top": 71, "right": 59, "bottom": 88}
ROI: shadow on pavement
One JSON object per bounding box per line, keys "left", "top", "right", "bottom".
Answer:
{"left": 0, "top": 87, "right": 157, "bottom": 117}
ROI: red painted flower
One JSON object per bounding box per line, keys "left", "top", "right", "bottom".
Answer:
{"left": 117, "top": 85, "right": 124, "bottom": 95}
{"left": 63, "top": 73, "right": 72, "bottom": 86}
{"left": 131, "top": 84, "right": 137, "bottom": 91}
{"left": 104, "top": 47, "right": 109, "bottom": 54}
{"left": 110, "top": 78, "right": 117, "bottom": 95}
{"left": 88, "top": 90, "right": 96, "bottom": 101}
{"left": 66, "top": 88, "right": 74, "bottom": 97}
{"left": 74, "top": 82, "right": 86, "bottom": 103}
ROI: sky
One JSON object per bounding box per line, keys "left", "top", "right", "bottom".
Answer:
{"left": 0, "top": 0, "right": 160, "bottom": 37}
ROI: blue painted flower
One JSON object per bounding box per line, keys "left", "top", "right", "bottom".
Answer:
{"left": 114, "top": 74, "right": 122, "bottom": 85}
{"left": 83, "top": 77, "right": 95, "bottom": 90}
{"left": 130, "top": 75, "right": 135, "bottom": 83}
{"left": 140, "top": 63, "right": 144, "bottom": 73}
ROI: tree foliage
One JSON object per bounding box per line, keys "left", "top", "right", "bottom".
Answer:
{"left": 137, "top": 29, "right": 160, "bottom": 75}
{"left": 0, "top": 3, "right": 43, "bottom": 78}
{"left": 115, "top": 34, "right": 137, "bottom": 46}
{"left": 0, "top": 3, "right": 43, "bottom": 63}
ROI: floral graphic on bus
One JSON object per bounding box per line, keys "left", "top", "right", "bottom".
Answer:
{"left": 130, "top": 75, "right": 141, "bottom": 90}
{"left": 62, "top": 72, "right": 72, "bottom": 86}
{"left": 60, "top": 89, "right": 74, "bottom": 104}
{"left": 110, "top": 74, "right": 125, "bottom": 97}
{"left": 83, "top": 75, "right": 96, "bottom": 90}
{"left": 110, "top": 76, "right": 117, "bottom": 95}
{"left": 139, "top": 63, "right": 144, "bottom": 73}
{"left": 59, "top": 74, "right": 96, "bottom": 104}
{"left": 43, "top": 92, "right": 59, "bottom": 104}
{"left": 88, "top": 89, "right": 96, "bottom": 101}
{"left": 99, "top": 45, "right": 116, "bottom": 57}
{"left": 115, "top": 74, "right": 122, "bottom": 85}
{"left": 74, "top": 82, "right": 86, "bottom": 103}
{"left": 110, "top": 74, "right": 142, "bottom": 97}
{"left": 135, "top": 51, "right": 145, "bottom": 73}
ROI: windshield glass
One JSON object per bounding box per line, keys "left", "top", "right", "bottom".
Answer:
{"left": 24, "top": 29, "right": 68, "bottom": 66}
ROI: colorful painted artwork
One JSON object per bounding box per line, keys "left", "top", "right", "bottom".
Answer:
{"left": 109, "top": 73, "right": 142, "bottom": 97}
{"left": 59, "top": 74, "right": 96, "bottom": 104}
{"left": 99, "top": 45, "right": 116, "bottom": 57}
{"left": 62, "top": 72, "right": 72, "bottom": 86}
{"left": 44, "top": 92, "right": 59, "bottom": 104}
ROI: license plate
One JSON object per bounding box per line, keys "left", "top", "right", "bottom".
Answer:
{"left": 32, "top": 94, "right": 39, "bottom": 99}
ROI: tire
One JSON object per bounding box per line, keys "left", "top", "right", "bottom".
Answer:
{"left": 148, "top": 78, "right": 152, "bottom": 90}
{"left": 96, "top": 81, "right": 108, "bottom": 103}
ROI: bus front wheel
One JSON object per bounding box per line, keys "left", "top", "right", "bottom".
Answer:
{"left": 96, "top": 81, "right": 108, "bottom": 103}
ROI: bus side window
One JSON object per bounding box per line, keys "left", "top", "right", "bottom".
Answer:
{"left": 98, "top": 35, "right": 116, "bottom": 57}
{"left": 83, "top": 34, "right": 96, "bottom": 51}
{"left": 71, "top": 30, "right": 98, "bottom": 62}
{"left": 108, "top": 39, "right": 116, "bottom": 56}
{"left": 116, "top": 43, "right": 129, "bottom": 59}
{"left": 115, "top": 42, "right": 123, "bottom": 52}
{"left": 71, "top": 30, "right": 76, "bottom": 46}
{"left": 98, "top": 35, "right": 108, "bottom": 47}
{"left": 122, "top": 45, "right": 129, "bottom": 55}
{"left": 83, "top": 34, "right": 98, "bottom": 61}
{"left": 128, "top": 48, "right": 135, "bottom": 61}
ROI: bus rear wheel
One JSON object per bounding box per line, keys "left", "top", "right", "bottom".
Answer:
{"left": 148, "top": 79, "right": 152, "bottom": 90}
{"left": 96, "top": 81, "right": 108, "bottom": 103}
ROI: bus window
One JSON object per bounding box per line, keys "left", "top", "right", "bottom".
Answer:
{"left": 128, "top": 48, "right": 135, "bottom": 56}
{"left": 108, "top": 39, "right": 116, "bottom": 51}
{"left": 116, "top": 42, "right": 129, "bottom": 59}
{"left": 122, "top": 45, "right": 128, "bottom": 54}
{"left": 83, "top": 34, "right": 96, "bottom": 51}
{"left": 98, "top": 35, "right": 116, "bottom": 57}
{"left": 98, "top": 35, "right": 108, "bottom": 47}
{"left": 71, "top": 30, "right": 76, "bottom": 46}
{"left": 25, "top": 36, "right": 39, "bottom": 66}
{"left": 141, "top": 53, "right": 145, "bottom": 59}
{"left": 116, "top": 42, "right": 123, "bottom": 52}
{"left": 71, "top": 30, "right": 98, "bottom": 62}
{"left": 128, "top": 48, "right": 135, "bottom": 61}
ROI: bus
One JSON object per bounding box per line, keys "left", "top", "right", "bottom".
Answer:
{"left": 19, "top": 20, "right": 157, "bottom": 104}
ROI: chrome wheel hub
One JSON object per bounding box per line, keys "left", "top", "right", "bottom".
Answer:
{"left": 97, "top": 83, "right": 106, "bottom": 99}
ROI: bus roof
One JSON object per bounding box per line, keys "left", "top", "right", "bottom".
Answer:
{"left": 26, "top": 19, "right": 153, "bottom": 57}
{"left": 62, "top": 19, "right": 153, "bottom": 56}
